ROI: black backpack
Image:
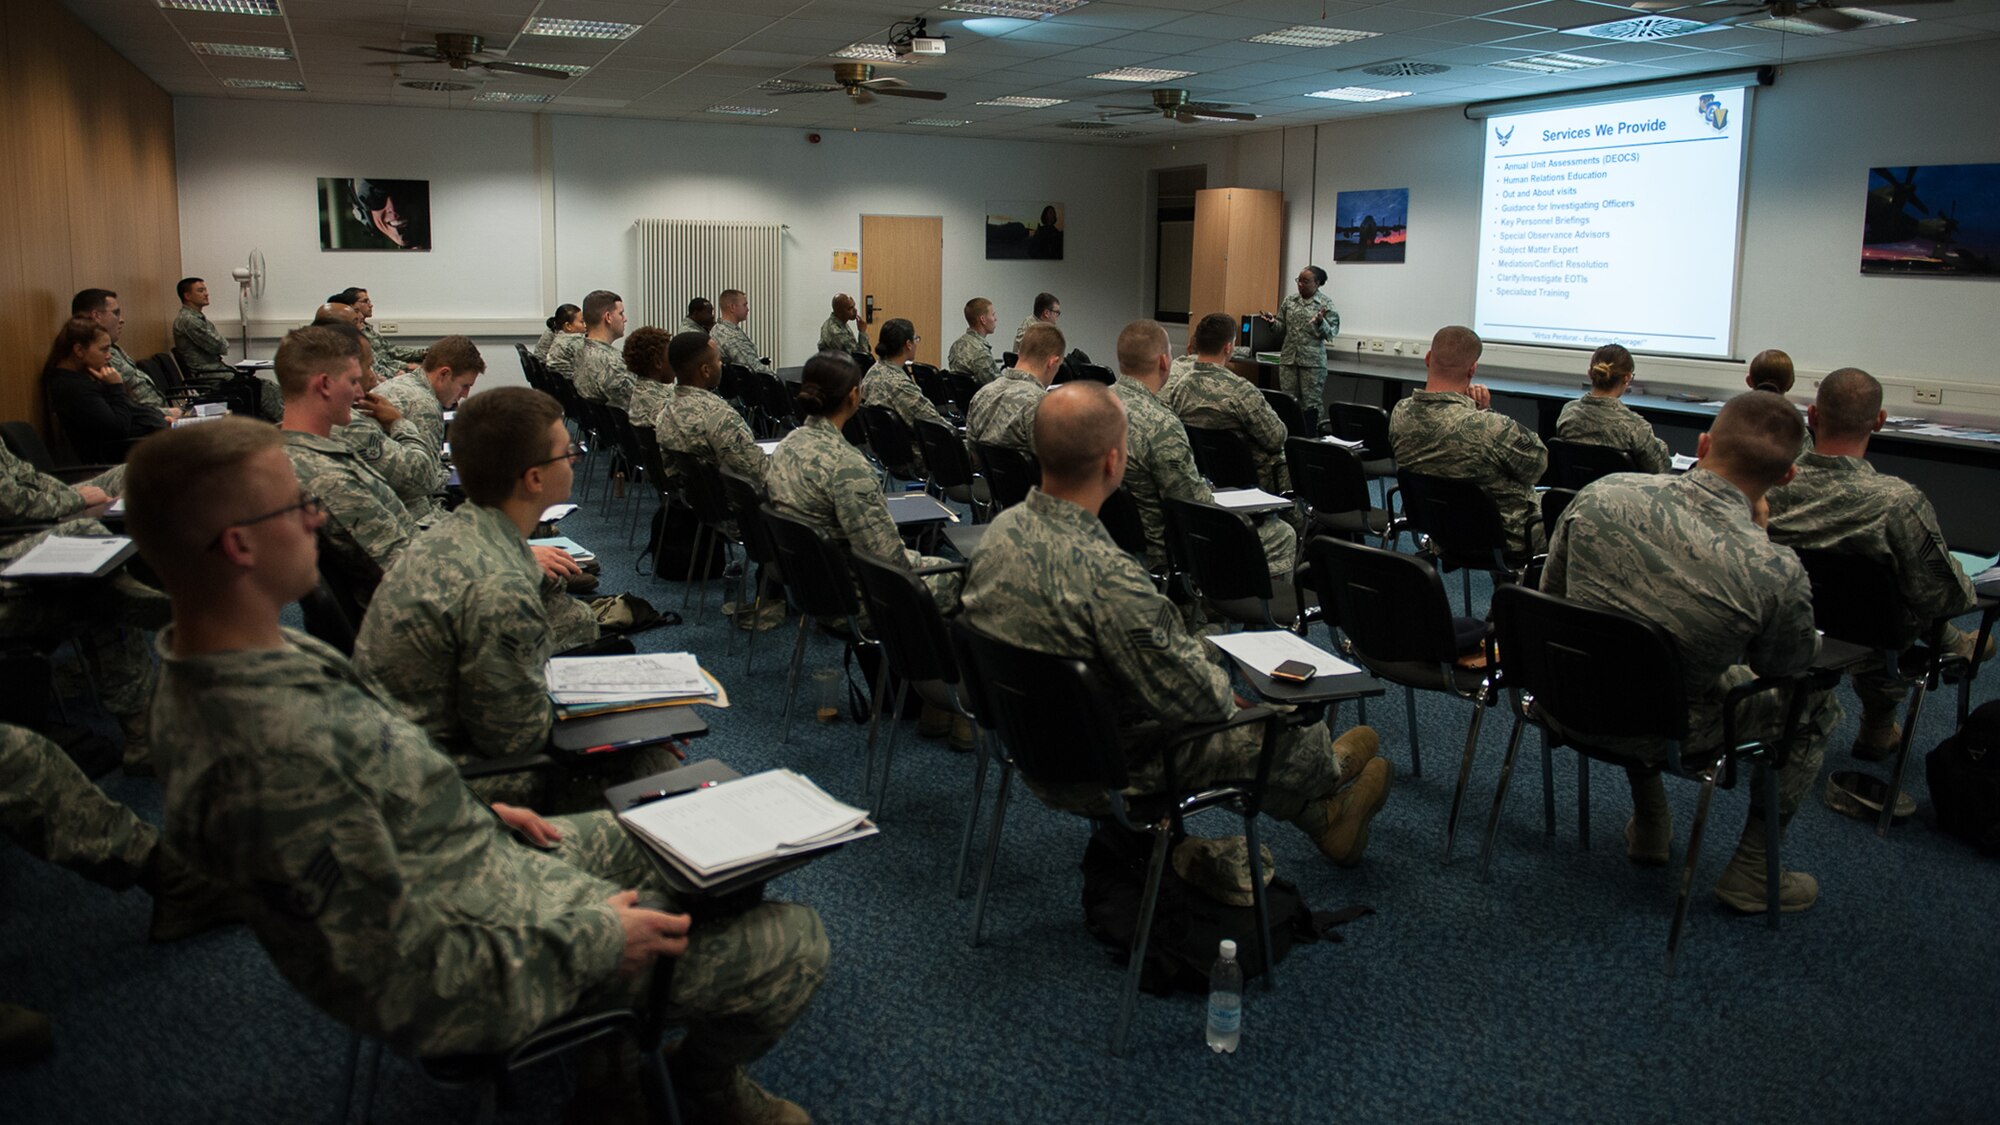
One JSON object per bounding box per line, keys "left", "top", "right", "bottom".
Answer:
{"left": 1926, "top": 700, "right": 2000, "bottom": 857}
{"left": 642, "top": 501, "right": 730, "bottom": 581}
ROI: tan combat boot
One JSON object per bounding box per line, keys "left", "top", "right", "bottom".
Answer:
{"left": 1712, "top": 815, "right": 1818, "bottom": 913}
{"left": 1331, "top": 725, "right": 1380, "bottom": 783}
{"left": 1314, "top": 758, "right": 1393, "bottom": 867}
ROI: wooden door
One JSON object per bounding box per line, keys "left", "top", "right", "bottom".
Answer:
{"left": 860, "top": 215, "right": 943, "bottom": 368}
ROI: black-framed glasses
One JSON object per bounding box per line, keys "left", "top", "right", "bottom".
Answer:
{"left": 526, "top": 442, "right": 585, "bottom": 472}
{"left": 207, "top": 491, "right": 323, "bottom": 549}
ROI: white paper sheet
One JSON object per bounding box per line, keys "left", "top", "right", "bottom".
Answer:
{"left": 545, "top": 653, "right": 712, "bottom": 703}
{"left": 1206, "top": 630, "right": 1360, "bottom": 678}
{"left": 2, "top": 536, "right": 130, "bottom": 578}
{"left": 539, "top": 503, "right": 579, "bottom": 523}
{"left": 1210, "top": 488, "right": 1290, "bottom": 510}
{"left": 620, "top": 769, "right": 870, "bottom": 875}
{"left": 757, "top": 440, "right": 781, "bottom": 456}
{"left": 1671, "top": 453, "right": 1697, "bottom": 471}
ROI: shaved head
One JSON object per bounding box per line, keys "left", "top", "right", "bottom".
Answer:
{"left": 1429, "top": 326, "right": 1482, "bottom": 373}
{"left": 1708, "top": 390, "right": 1806, "bottom": 487}
{"left": 1115, "top": 319, "right": 1170, "bottom": 376}
{"left": 1814, "top": 367, "right": 1883, "bottom": 440}
{"left": 1034, "top": 382, "right": 1127, "bottom": 487}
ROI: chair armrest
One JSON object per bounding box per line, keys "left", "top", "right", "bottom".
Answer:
{"left": 459, "top": 751, "right": 556, "bottom": 780}
{"left": 909, "top": 561, "right": 967, "bottom": 578}
{"left": 0, "top": 520, "right": 59, "bottom": 541}
{"left": 1161, "top": 705, "right": 1278, "bottom": 753}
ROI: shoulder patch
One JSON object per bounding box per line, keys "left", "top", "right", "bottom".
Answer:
{"left": 258, "top": 843, "right": 342, "bottom": 921}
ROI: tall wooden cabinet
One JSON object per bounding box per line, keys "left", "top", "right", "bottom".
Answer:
{"left": 1188, "top": 187, "right": 1282, "bottom": 330}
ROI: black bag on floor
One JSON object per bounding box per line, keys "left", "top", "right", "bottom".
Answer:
{"left": 1926, "top": 700, "right": 2000, "bottom": 857}
{"left": 642, "top": 502, "right": 729, "bottom": 581}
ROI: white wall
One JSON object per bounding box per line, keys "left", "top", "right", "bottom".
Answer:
{"left": 1140, "top": 39, "right": 2000, "bottom": 412}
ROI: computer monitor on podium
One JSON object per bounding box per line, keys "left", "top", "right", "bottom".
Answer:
{"left": 1240, "top": 315, "right": 1282, "bottom": 354}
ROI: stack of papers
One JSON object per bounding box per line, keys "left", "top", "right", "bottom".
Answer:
{"left": 546, "top": 652, "right": 719, "bottom": 717}
{"left": 539, "top": 502, "right": 579, "bottom": 524}
{"left": 171, "top": 414, "right": 227, "bottom": 428}
{"left": 1951, "top": 551, "right": 2000, "bottom": 592}
{"left": 1210, "top": 488, "right": 1291, "bottom": 511}
{"left": 528, "top": 535, "right": 596, "bottom": 563}
{"left": 1671, "top": 453, "right": 1698, "bottom": 471}
{"left": 619, "top": 768, "right": 877, "bottom": 886}
{"left": 1207, "top": 630, "right": 1361, "bottom": 679}
{"left": 2, "top": 536, "right": 133, "bottom": 579}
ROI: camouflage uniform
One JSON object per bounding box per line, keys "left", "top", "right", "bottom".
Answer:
{"left": 1389, "top": 390, "right": 1548, "bottom": 556}
{"left": 1556, "top": 394, "right": 1672, "bottom": 474}
{"left": 108, "top": 343, "right": 167, "bottom": 410}
{"left": 628, "top": 378, "right": 672, "bottom": 433}
{"left": 947, "top": 330, "right": 999, "bottom": 386}
{"left": 818, "top": 316, "right": 866, "bottom": 355}
{"left": 282, "top": 429, "right": 415, "bottom": 603}
{"left": 574, "top": 338, "right": 637, "bottom": 411}
{"left": 545, "top": 332, "right": 588, "bottom": 377}
{"left": 1542, "top": 469, "right": 1838, "bottom": 813}
{"left": 678, "top": 317, "right": 709, "bottom": 336}
{"left": 1273, "top": 291, "right": 1339, "bottom": 419}
{"left": 862, "top": 361, "right": 947, "bottom": 473}
{"left": 0, "top": 723, "right": 156, "bottom": 888}
{"left": 360, "top": 319, "right": 426, "bottom": 367}
{"left": 1767, "top": 451, "right": 1977, "bottom": 720}
{"left": 531, "top": 329, "right": 556, "bottom": 359}
{"left": 1111, "top": 377, "right": 1295, "bottom": 579}
{"left": 375, "top": 371, "right": 447, "bottom": 452}
{"left": 655, "top": 384, "right": 767, "bottom": 487}
{"left": 336, "top": 414, "right": 444, "bottom": 528}
{"left": 965, "top": 368, "right": 1044, "bottom": 456}
{"left": 152, "top": 626, "right": 828, "bottom": 1072}
{"left": 171, "top": 306, "right": 233, "bottom": 387}
{"left": 960, "top": 489, "right": 1342, "bottom": 818}
{"left": 1159, "top": 359, "right": 1293, "bottom": 496}
{"left": 1011, "top": 316, "right": 1044, "bottom": 353}
{"left": 767, "top": 416, "right": 957, "bottom": 612}
{"left": 711, "top": 322, "right": 770, "bottom": 373}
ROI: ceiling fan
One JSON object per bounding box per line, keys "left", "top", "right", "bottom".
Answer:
{"left": 1096, "top": 88, "right": 1259, "bottom": 125}
{"left": 361, "top": 32, "right": 571, "bottom": 80}
{"left": 768, "top": 63, "right": 947, "bottom": 105}
{"left": 1626, "top": 0, "right": 1944, "bottom": 31}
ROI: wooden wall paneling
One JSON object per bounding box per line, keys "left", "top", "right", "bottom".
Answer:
{"left": 1225, "top": 189, "right": 1282, "bottom": 318}
{"left": 2, "top": 4, "right": 80, "bottom": 427}
{"left": 0, "top": 7, "right": 28, "bottom": 427}
{"left": 1188, "top": 188, "right": 1231, "bottom": 327}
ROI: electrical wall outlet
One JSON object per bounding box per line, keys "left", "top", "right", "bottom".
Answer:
{"left": 1369, "top": 338, "right": 1387, "bottom": 353}
{"left": 378, "top": 322, "right": 400, "bottom": 334}
{"left": 1912, "top": 385, "right": 1943, "bottom": 405}
{"left": 1390, "top": 341, "right": 1403, "bottom": 355}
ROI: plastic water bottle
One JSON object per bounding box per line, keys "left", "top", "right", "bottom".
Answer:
{"left": 1205, "top": 939, "right": 1242, "bottom": 1054}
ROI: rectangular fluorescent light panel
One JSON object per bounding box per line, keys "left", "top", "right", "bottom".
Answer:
{"left": 1486, "top": 52, "right": 1611, "bottom": 74}
{"left": 977, "top": 95, "right": 1069, "bottom": 108}
{"left": 760, "top": 79, "right": 837, "bottom": 93}
{"left": 939, "top": 1, "right": 1090, "bottom": 18}
{"left": 706, "top": 105, "right": 778, "bottom": 116}
{"left": 222, "top": 77, "right": 304, "bottom": 89}
{"left": 1306, "top": 86, "right": 1413, "bottom": 102}
{"left": 1563, "top": 16, "right": 1712, "bottom": 41}
{"left": 522, "top": 18, "right": 639, "bottom": 40}
{"left": 1748, "top": 8, "right": 1914, "bottom": 34}
{"left": 833, "top": 43, "right": 902, "bottom": 61}
{"left": 517, "top": 62, "right": 592, "bottom": 75}
{"left": 904, "top": 117, "right": 969, "bottom": 127}
{"left": 193, "top": 42, "right": 292, "bottom": 59}
{"left": 476, "top": 91, "right": 553, "bottom": 103}
{"left": 1090, "top": 66, "right": 1196, "bottom": 83}
{"left": 159, "top": 0, "right": 279, "bottom": 14}
{"left": 1246, "top": 26, "right": 1379, "bottom": 47}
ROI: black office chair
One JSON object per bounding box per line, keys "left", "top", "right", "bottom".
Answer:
{"left": 1326, "top": 402, "right": 1396, "bottom": 484}
{"left": 1306, "top": 536, "right": 1496, "bottom": 829}
{"left": 850, "top": 550, "right": 974, "bottom": 823}
{"left": 907, "top": 362, "right": 957, "bottom": 419}
{"left": 1480, "top": 584, "right": 1831, "bottom": 975}
{"left": 944, "top": 371, "right": 982, "bottom": 418}
{"left": 718, "top": 467, "right": 785, "bottom": 673}
{"left": 1183, "top": 426, "right": 1261, "bottom": 490}
{"left": 914, "top": 419, "right": 990, "bottom": 519}
{"left": 758, "top": 503, "right": 873, "bottom": 744}
{"left": 297, "top": 580, "right": 360, "bottom": 658}
{"left": 0, "top": 420, "right": 113, "bottom": 484}
{"left": 666, "top": 452, "right": 740, "bottom": 614}
{"left": 1261, "top": 388, "right": 1309, "bottom": 439}
{"left": 859, "top": 404, "right": 924, "bottom": 488}
{"left": 1396, "top": 470, "right": 1536, "bottom": 615}
{"left": 1098, "top": 486, "right": 1152, "bottom": 564}
{"left": 1162, "top": 496, "right": 1306, "bottom": 631}
{"left": 1287, "top": 437, "right": 1393, "bottom": 546}
{"left": 969, "top": 441, "right": 1038, "bottom": 512}
{"left": 952, "top": 619, "right": 1282, "bottom": 1056}
{"left": 716, "top": 363, "right": 751, "bottom": 408}
{"left": 1546, "top": 437, "right": 1636, "bottom": 491}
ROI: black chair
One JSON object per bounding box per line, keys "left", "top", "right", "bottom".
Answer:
{"left": 717, "top": 467, "right": 785, "bottom": 672}
{"left": 969, "top": 441, "right": 1038, "bottom": 512}
{"left": 1098, "top": 486, "right": 1151, "bottom": 564}
{"left": 1183, "top": 426, "right": 1261, "bottom": 490}
{"left": 297, "top": 580, "right": 360, "bottom": 658}
{"left": 666, "top": 452, "right": 739, "bottom": 614}
{"left": 1546, "top": 437, "right": 1635, "bottom": 491}
{"left": 944, "top": 371, "right": 982, "bottom": 418}
{"left": 1480, "top": 584, "right": 1830, "bottom": 975}
{"left": 1396, "top": 470, "right": 1535, "bottom": 615}
{"left": 850, "top": 550, "right": 975, "bottom": 825}
{"left": 952, "top": 619, "right": 1284, "bottom": 1055}
{"left": 1162, "top": 496, "right": 1306, "bottom": 631}
{"left": 716, "top": 363, "right": 751, "bottom": 408}
{"left": 1001, "top": 351, "right": 1018, "bottom": 369}
{"left": 1061, "top": 362, "right": 1116, "bottom": 386}
{"left": 1306, "top": 537, "right": 1496, "bottom": 833}
{"left": 840, "top": 412, "right": 870, "bottom": 450}
{"left": 914, "top": 419, "right": 990, "bottom": 519}
{"left": 0, "top": 420, "right": 113, "bottom": 484}
{"left": 1261, "top": 388, "right": 1309, "bottom": 439}
{"left": 748, "top": 371, "right": 798, "bottom": 438}
{"left": 907, "top": 362, "right": 956, "bottom": 419}
{"left": 1540, "top": 487, "right": 1579, "bottom": 535}
{"left": 859, "top": 405, "right": 923, "bottom": 488}
{"left": 1287, "top": 437, "right": 1393, "bottom": 546}
{"left": 1326, "top": 402, "right": 1396, "bottom": 486}
{"left": 758, "top": 503, "right": 873, "bottom": 744}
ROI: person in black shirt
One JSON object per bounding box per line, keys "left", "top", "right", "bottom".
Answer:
{"left": 43, "top": 316, "right": 168, "bottom": 462}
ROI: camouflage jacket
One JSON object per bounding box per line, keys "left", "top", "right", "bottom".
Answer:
{"left": 628, "top": 378, "right": 672, "bottom": 433}
{"left": 545, "top": 332, "right": 587, "bottom": 377}
{"left": 361, "top": 319, "right": 426, "bottom": 365}
{"left": 1388, "top": 389, "right": 1547, "bottom": 554}
{"left": 171, "top": 306, "right": 232, "bottom": 384}
{"left": 677, "top": 317, "right": 709, "bottom": 336}
{"left": 656, "top": 384, "right": 767, "bottom": 486}
{"left": 965, "top": 368, "right": 1044, "bottom": 455}
{"left": 152, "top": 626, "right": 625, "bottom": 1058}
{"left": 1542, "top": 468, "right": 1820, "bottom": 749}
{"left": 948, "top": 330, "right": 1000, "bottom": 386}
{"left": 335, "top": 413, "right": 443, "bottom": 527}
{"left": 1273, "top": 292, "right": 1339, "bottom": 368}
{"left": 862, "top": 361, "right": 948, "bottom": 437}
{"left": 282, "top": 429, "right": 416, "bottom": 600}
{"left": 1159, "top": 359, "right": 1290, "bottom": 491}
{"left": 818, "top": 316, "right": 867, "bottom": 354}
{"left": 1767, "top": 451, "right": 1975, "bottom": 629}
{"left": 1556, "top": 394, "right": 1671, "bottom": 474}
{"left": 1, "top": 441, "right": 92, "bottom": 522}
{"left": 1011, "top": 316, "right": 1045, "bottom": 353}
{"left": 109, "top": 343, "right": 166, "bottom": 409}
{"left": 711, "top": 321, "right": 770, "bottom": 373}
{"left": 375, "top": 371, "right": 448, "bottom": 452}
{"left": 531, "top": 329, "right": 555, "bottom": 359}
{"left": 767, "top": 415, "right": 914, "bottom": 568}
{"left": 573, "top": 338, "right": 636, "bottom": 411}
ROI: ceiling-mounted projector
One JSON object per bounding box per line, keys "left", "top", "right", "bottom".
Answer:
{"left": 901, "top": 37, "right": 946, "bottom": 56}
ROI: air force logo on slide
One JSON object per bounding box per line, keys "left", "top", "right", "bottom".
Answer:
{"left": 1494, "top": 124, "right": 1515, "bottom": 148}
{"left": 1697, "top": 94, "right": 1728, "bottom": 131}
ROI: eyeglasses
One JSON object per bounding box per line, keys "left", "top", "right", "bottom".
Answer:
{"left": 208, "top": 491, "right": 323, "bottom": 549}
{"left": 526, "top": 442, "right": 585, "bottom": 471}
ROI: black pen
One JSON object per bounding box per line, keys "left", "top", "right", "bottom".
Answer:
{"left": 627, "top": 780, "right": 719, "bottom": 808}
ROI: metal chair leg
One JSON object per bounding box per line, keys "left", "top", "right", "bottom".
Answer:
{"left": 1577, "top": 754, "right": 1591, "bottom": 850}
{"left": 862, "top": 665, "right": 894, "bottom": 795}
{"left": 1541, "top": 727, "right": 1556, "bottom": 839}
{"left": 1111, "top": 820, "right": 1175, "bottom": 1057}
{"left": 953, "top": 728, "right": 992, "bottom": 898}
{"left": 968, "top": 763, "right": 1013, "bottom": 947}
{"left": 778, "top": 616, "right": 810, "bottom": 744}
{"left": 873, "top": 680, "right": 909, "bottom": 817}
{"left": 1462, "top": 569, "right": 1473, "bottom": 616}
{"left": 681, "top": 524, "right": 708, "bottom": 610}
{"left": 1243, "top": 812, "right": 1276, "bottom": 991}
{"left": 1664, "top": 766, "right": 1721, "bottom": 977}
{"left": 1402, "top": 684, "right": 1424, "bottom": 778}
{"left": 1442, "top": 689, "right": 1489, "bottom": 864}
{"left": 1478, "top": 717, "right": 1528, "bottom": 881}
{"left": 1762, "top": 764, "right": 1781, "bottom": 930}
{"left": 1879, "top": 679, "right": 1929, "bottom": 838}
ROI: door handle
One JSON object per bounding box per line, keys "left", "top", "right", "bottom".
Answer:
{"left": 864, "top": 294, "right": 878, "bottom": 322}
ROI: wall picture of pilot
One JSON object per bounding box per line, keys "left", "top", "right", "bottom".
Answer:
{"left": 317, "top": 177, "right": 432, "bottom": 251}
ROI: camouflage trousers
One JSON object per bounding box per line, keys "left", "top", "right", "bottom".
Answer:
{"left": 465, "top": 743, "right": 682, "bottom": 815}
{"left": 0, "top": 725, "right": 157, "bottom": 889}
{"left": 1851, "top": 622, "right": 1973, "bottom": 720}
{"left": 1276, "top": 363, "right": 1325, "bottom": 425}
{"left": 1256, "top": 515, "right": 1298, "bottom": 580}
{"left": 1027, "top": 715, "right": 1343, "bottom": 825}
{"left": 1619, "top": 665, "right": 1842, "bottom": 818}
{"left": 549, "top": 811, "right": 829, "bottom": 1089}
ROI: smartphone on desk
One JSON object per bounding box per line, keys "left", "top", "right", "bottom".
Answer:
{"left": 1270, "top": 659, "right": 1317, "bottom": 684}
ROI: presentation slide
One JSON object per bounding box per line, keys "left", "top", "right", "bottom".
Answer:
{"left": 1472, "top": 86, "right": 1750, "bottom": 359}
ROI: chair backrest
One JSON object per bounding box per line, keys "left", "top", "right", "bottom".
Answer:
{"left": 849, "top": 352, "right": 875, "bottom": 379}
{"left": 1098, "top": 486, "right": 1150, "bottom": 560}
{"left": 1541, "top": 487, "right": 1578, "bottom": 536}
{"left": 297, "top": 580, "right": 359, "bottom": 657}
{"left": 851, "top": 550, "right": 959, "bottom": 685}
{"left": 1001, "top": 351, "right": 1019, "bottom": 369}
{"left": 906, "top": 363, "right": 954, "bottom": 414}
{"left": 135, "top": 352, "right": 180, "bottom": 393}
{"left": 0, "top": 421, "right": 56, "bottom": 471}
{"left": 1161, "top": 496, "right": 1271, "bottom": 603}
{"left": 758, "top": 503, "right": 861, "bottom": 619}
{"left": 1305, "top": 535, "right": 1460, "bottom": 665}
{"left": 1327, "top": 402, "right": 1392, "bottom": 461}
{"left": 1547, "top": 438, "right": 1635, "bottom": 491}
{"left": 1262, "top": 388, "right": 1309, "bottom": 438}
{"left": 669, "top": 451, "right": 734, "bottom": 533}
{"left": 718, "top": 467, "right": 778, "bottom": 567}
{"left": 1396, "top": 469, "right": 1510, "bottom": 569}
{"left": 970, "top": 440, "right": 1038, "bottom": 511}
{"left": 631, "top": 425, "right": 673, "bottom": 502}
{"left": 755, "top": 372, "right": 799, "bottom": 436}
{"left": 1184, "top": 425, "right": 1260, "bottom": 490}
{"left": 840, "top": 412, "right": 870, "bottom": 448}
{"left": 944, "top": 371, "right": 981, "bottom": 416}
{"left": 1286, "top": 437, "right": 1372, "bottom": 522}
{"left": 914, "top": 419, "right": 976, "bottom": 491}
{"left": 859, "top": 404, "right": 920, "bottom": 476}
{"left": 1792, "top": 547, "right": 1919, "bottom": 652}
{"left": 1489, "top": 584, "right": 1689, "bottom": 743}
{"left": 717, "top": 363, "right": 751, "bottom": 405}
{"left": 1063, "top": 363, "right": 1116, "bottom": 386}
{"left": 952, "top": 620, "right": 1129, "bottom": 790}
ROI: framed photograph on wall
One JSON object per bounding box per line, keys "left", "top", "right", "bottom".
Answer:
{"left": 1862, "top": 164, "right": 1999, "bottom": 277}
{"left": 1334, "top": 188, "right": 1407, "bottom": 264}
{"left": 986, "top": 202, "right": 1064, "bottom": 260}
{"left": 318, "top": 177, "right": 431, "bottom": 251}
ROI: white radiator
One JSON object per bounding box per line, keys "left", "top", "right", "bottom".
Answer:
{"left": 633, "top": 219, "right": 784, "bottom": 360}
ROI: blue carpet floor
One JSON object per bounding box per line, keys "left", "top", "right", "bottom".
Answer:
{"left": 4, "top": 473, "right": 1997, "bottom": 1123}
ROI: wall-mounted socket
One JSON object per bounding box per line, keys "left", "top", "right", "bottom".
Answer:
{"left": 1369, "top": 339, "right": 1386, "bottom": 353}
{"left": 1390, "top": 341, "right": 1404, "bottom": 356}
{"left": 378, "top": 322, "right": 400, "bottom": 334}
{"left": 1912, "top": 385, "right": 1943, "bottom": 405}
